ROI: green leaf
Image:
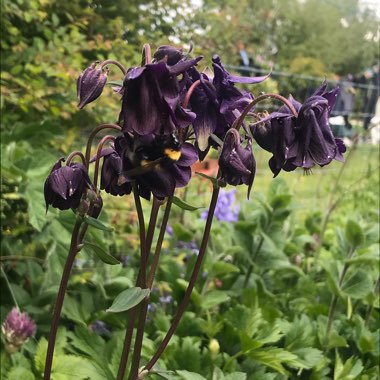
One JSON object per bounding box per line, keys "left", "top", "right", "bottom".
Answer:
{"left": 172, "top": 196, "right": 203, "bottom": 211}
{"left": 224, "top": 373, "right": 247, "bottom": 380}
{"left": 84, "top": 216, "right": 113, "bottom": 232}
{"left": 201, "top": 290, "right": 230, "bottom": 309}
{"left": 84, "top": 242, "right": 120, "bottom": 265}
{"left": 62, "top": 295, "right": 87, "bottom": 326}
{"left": 176, "top": 370, "right": 207, "bottom": 380}
{"left": 34, "top": 337, "right": 48, "bottom": 373}
{"left": 172, "top": 223, "right": 194, "bottom": 242}
{"left": 194, "top": 172, "right": 219, "bottom": 186}
{"left": 345, "top": 220, "right": 364, "bottom": 248}
{"left": 7, "top": 367, "right": 35, "bottom": 380}
{"left": 341, "top": 269, "right": 373, "bottom": 299}
{"left": 212, "top": 261, "right": 240, "bottom": 276}
{"left": 106, "top": 287, "right": 150, "bottom": 313}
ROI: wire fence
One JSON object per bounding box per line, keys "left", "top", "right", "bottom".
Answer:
{"left": 225, "top": 65, "right": 380, "bottom": 124}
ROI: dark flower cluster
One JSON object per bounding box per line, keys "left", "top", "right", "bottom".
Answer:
{"left": 252, "top": 82, "right": 345, "bottom": 177}
{"left": 44, "top": 44, "right": 345, "bottom": 211}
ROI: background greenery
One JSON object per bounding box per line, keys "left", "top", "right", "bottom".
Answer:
{"left": 1, "top": 0, "right": 379, "bottom": 379}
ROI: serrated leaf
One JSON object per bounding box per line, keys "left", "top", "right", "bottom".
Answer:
{"left": 341, "top": 269, "right": 373, "bottom": 299}
{"left": 201, "top": 290, "right": 230, "bottom": 309}
{"left": 84, "top": 216, "right": 113, "bottom": 232}
{"left": 34, "top": 337, "right": 48, "bottom": 373}
{"left": 84, "top": 241, "right": 120, "bottom": 265}
{"left": 106, "top": 287, "right": 150, "bottom": 313}
{"left": 172, "top": 196, "right": 203, "bottom": 211}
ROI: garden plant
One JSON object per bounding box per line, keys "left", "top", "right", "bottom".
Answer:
{"left": 1, "top": 40, "right": 379, "bottom": 380}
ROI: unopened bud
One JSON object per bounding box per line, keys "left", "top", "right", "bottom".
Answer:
{"left": 77, "top": 62, "right": 108, "bottom": 109}
{"left": 209, "top": 338, "right": 220, "bottom": 359}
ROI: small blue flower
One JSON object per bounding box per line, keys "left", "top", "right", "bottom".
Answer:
{"left": 201, "top": 189, "right": 240, "bottom": 222}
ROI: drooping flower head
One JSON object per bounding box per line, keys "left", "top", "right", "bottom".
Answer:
{"left": 2, "top": 307, "right": 36, "bottom": 352}
{"left": 187, "top": 56, "right": 269, "bottom": 154}
{"left": 44, "top": 158, "right": 92, "bottom": 211}
{"left": 118, "top": 52, "right": 202, "bottom": 136}
{"left": 252, "top": 81, "right": 345, "bottom": 176}
{"left": 113, "top": 132, "right": 198, "bottom": 200}
{"left": 219, "top": 128, "right": 256, "bottom": 199}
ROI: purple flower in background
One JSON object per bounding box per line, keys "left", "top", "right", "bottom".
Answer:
{"left": 202, "top": 189, "right": 240, "bottom": 222}
{"left": 44, "top": 158, "right": 92, "bottom": 212}
{"left": 120, "top": 255, "right": 131, "bottom": 267}
{"left": 166, "top": 225, "right": 174, "bottom": 236}
{"left": 159, "top": 295, "right": 173, "bottom": 305}
{"left": 77, "top": 62, "right": 108, "bottom": 109}
{"left": 90, "top": 320, "right": 111, "bottom": 337}
{"left": 2, "top": 308, "right": 36, "bottom": 352}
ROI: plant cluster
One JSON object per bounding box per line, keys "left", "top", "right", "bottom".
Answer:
{"left": 1, "top": 42, "right": 378, "bottom": 380}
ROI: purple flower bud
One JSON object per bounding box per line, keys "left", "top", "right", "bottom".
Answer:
{"left": 2, "top": 308, "right": 36, "bottom": 352}
{"left": 44, "top": 158, "right": 92, "bottom": 211}
{"left": 77, "top": 62, "right": 108, "bottom": 109}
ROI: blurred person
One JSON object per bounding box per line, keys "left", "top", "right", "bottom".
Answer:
{"left": 361, "top": 65, "right": 380, "bottom": 130}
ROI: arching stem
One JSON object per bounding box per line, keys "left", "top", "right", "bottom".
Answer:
{"left": 142, "top": 43, "right": 152, "bottom": 65}
{"left": 232, "top": 93, "right": 299, "bottom": 131}
{"left": 66, "top": 151, "right": 86, "bottom": 166}
{"left": 85, "top": 124, "right": 122, "bottom": 170}
{"left": 100, "top": 60, "right": 128, "bottom": 75}
{"left": 93, "top": 135, "right": 116, "bottom": 188}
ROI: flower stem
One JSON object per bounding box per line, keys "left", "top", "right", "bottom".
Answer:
{"left": 243, "top": 235, "right": 264, "bottom": 287}
{"left": 100, "top": 60, "right": 128, "bottom": 75}
{"left": 85, "top": 124, "right": 121, "bottom": 170}
{"left": 232, "top": 93, "right": 299, "bottom": 131}
{"left": 145, "top": 197, "right": 163, "bottom": 259}
{"left": 93, "top": 135, "right": 116, "bottom": 188}
{"left": 182, "top": 79, "right": 201, "bottom": 108}
{"left": 44, "top": 219, "right": 83, "bottom": 380}
{"left": 1, "top": 265, "right": 19, "bottom": 309}
{"left": 66, "top": 151, "right": 86, "bottom": 166}
{"left": 147, "top": 197, "right": 173, "bottom": 288}
{"left": 142, "top": 43, "right": 152, "bottom": 65}
{"left": 127, "top": 184, "right": 148, "bottom": 380}
{"left": 144, "top": 187, "right": 220, "bottom": 372}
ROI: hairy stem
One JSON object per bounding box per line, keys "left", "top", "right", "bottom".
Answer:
{"left": 144, "top": 187, "right": 220, "bottom": 372}
{"left": 44, "top": 219, "right": 83, "bottom": 380}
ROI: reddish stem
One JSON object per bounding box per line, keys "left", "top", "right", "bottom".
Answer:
{"left": 100, "top": 59, "right": 127, "bottom": 75}
{"left": 93, "top": 135, "right": 116, "bottom": 188}
{"left": 66, "top": 151, "right": 86, "bottom": 166}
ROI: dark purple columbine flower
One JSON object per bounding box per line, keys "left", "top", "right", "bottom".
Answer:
{"left": 2, "top": 307, "right": 36, "bottom": 352}
{"left": 44, "top": 158, "right": 91, "bottom": 211}
{"left": 77, "top": 62, "right": 108, "bottom": 109}
{"left": 118, "top": 54, "right": 202, "bottom": 136}
{"left": 252, "top": 82, "right": 345, "bottom": 176}
{"left": 187, "top": 55, "right": 269, "bottom": 154}
{"left": 99, "top": 148, "right": 132, "bottom": 196}
{"left": 219, "top": 129, "right": 256, "bottom": 199}
{"left": 115, "top": 133, "right": 198, "bottom": 200}
{"left": 201, "top": 188, "right": 240, "bottom": 222}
